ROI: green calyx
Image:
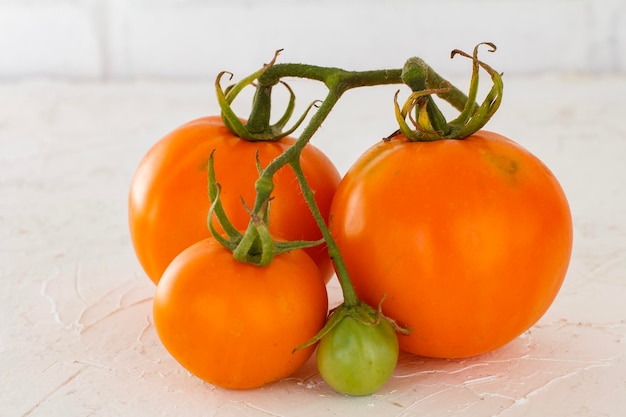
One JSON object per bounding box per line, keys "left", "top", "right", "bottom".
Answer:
{"left": 206, "top": 150, "right": 323, "bottom": 266}
{"left": 294, "top": 296, "right": 411, "bottom": 353}
{"left": 216, "top": 49, "right": 321, "bottom": 142}
{"left": 391, "top": 42, "right": 504, "bottom": 142}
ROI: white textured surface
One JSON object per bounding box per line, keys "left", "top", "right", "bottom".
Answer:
{"left": 1, "top": 74, "right": 626, "bottom": 416}
{"left": 1, "top": 0, "right": 626, "bottom": 79}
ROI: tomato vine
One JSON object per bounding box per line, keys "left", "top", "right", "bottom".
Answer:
{"left": 210, "top": 47, "right": 497, "bottom": 304}
{"left": 202, "top": 44, "right": 509, "bottom": 394}
{"left": 136, "top": 43, "right": 565, "bottom": 396}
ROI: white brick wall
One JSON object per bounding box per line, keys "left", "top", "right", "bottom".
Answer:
{"left": 1, "top": 0, "right": 625, "bottom": 80}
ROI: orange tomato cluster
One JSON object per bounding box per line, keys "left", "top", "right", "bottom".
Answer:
{"left": 129, "top": 117, "right": 572, "bottom": 390}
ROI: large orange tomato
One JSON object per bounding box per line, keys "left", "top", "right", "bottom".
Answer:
{"left": 330, "top": 131, "right": 573, "bottom": 358}
{"left": 153, "top": 237, "right": 328, "bottom": 389}
{"left": 129, "top": 116, "right": 341, "bottom": 284}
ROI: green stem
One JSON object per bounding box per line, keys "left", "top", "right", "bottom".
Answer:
{"left": 248, "top": 68, "right": 405, "bottom": 306}
{"left": 251, "top": 66, "right": 403, "bottom": 212}
{"left": 220, "top": 53, "right": 479, "bottom": 304}
{"left": 252, "top": 87, "right": 361, "bottom": 305}
{"left": 401, "top": 57, "right": 469, "bottom": 112}
{"left": 290, "top": 159, "right": 359, "bottom": 307}
{"left": 243, "top": 59, "right": 475, "bottom": 305}
{"left": 246, "top": 85, "right": 273, "bottom": 134}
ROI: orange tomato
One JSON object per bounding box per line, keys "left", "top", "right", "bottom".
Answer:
{"left": 129, "top": 116, "right": 340, "bottom": 284}
{"left": 153, "top": 237, "right": 328, "bottom": 389}
{"left": 330, "top": 131, "right": 573, "bottom": 358}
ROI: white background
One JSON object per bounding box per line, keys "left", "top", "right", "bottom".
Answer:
{"left": 2, "top": 1, "right": 626, "bottom": 417}
{"left": 1, "top": 0, "right": 625, "bottom": 80}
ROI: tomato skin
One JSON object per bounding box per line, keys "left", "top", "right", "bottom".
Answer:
{"left": 129, "top": 116, "right": 341, "bottom": 284}
{"left": 330, "top": 131, "right": 573, "bottom": 358}
{"left": 316, "top": 315, "right": 398, "bottom": 396}
{"left": 153, "top": 237, "right": 329, "bottom": 389}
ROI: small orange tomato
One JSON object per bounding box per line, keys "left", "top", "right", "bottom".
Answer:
{"left": 330, "top": 131, "right": 573, "bottom": 358}
{"left": 153, "top": 237, "right": 329, "bottom": 389}
{"left": 129, "top": 116, "right": 340, "bottom": 284}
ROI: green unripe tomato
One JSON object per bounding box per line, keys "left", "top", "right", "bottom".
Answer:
{"left": 316, "top": 314, "right": 399, "bottom": 396}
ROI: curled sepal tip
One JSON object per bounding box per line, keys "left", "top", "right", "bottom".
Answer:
{"left": 447, "top": 42, "right": 503, "bottom": 137}
{"left": 266, "top": 80, "right": 322, "bottom": 139}
{"left": 207, "top": 150, "right": 243, "bottom": 250}
{"left": 232, "top": 198, "right": 276, "bottom": 266}
{"left": 393, "top": 42, "right": 503, "bottom": 142}
{"left": 215, "top": 50, "right": 319, "bottom": 142}
{"left": 393, "top": 87, "right": 452, "bottom": 142}
{"left": 215, "top": 71, "right": 249, "bottom": 140}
